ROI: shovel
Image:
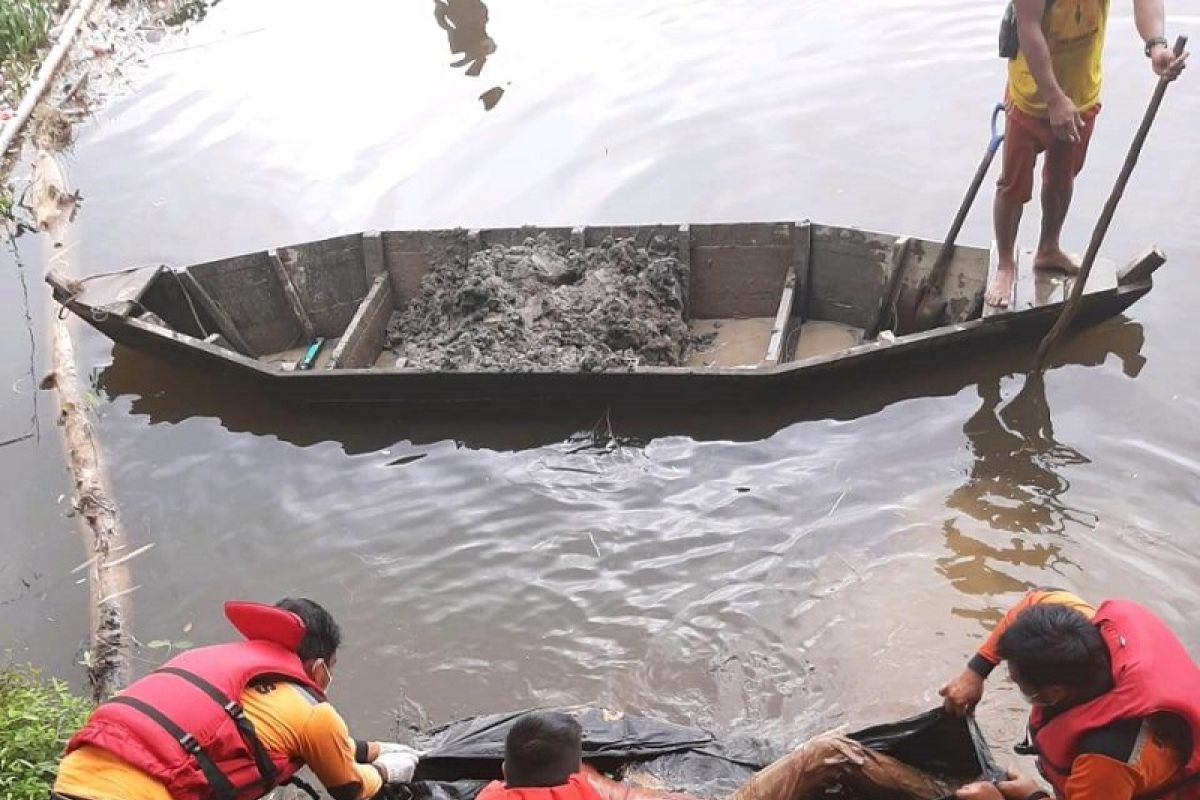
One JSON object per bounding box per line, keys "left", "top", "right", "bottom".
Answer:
{"left": 1033, "top": 35, "right": 1187, "bottom": 372}
{"left": 895, "top": 102, "right": 1006, "bottom": 334}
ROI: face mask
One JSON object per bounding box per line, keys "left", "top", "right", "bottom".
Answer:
{"left": 1021, "top": 689, "right": 1047, "bottom": 706}
{"left": 312, "top": 659, "right": 333, "bottom": 692}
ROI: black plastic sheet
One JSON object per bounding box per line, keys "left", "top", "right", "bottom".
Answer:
{"left": 391, "top": 706, "right": 998, "bottom": 800}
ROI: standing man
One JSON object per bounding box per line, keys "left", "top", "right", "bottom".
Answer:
{"left": 53, "top": 598, "right": 420, "bottom": 800}
{"left": 987, "top": 0, "right": 1188, "bottom": 308}
{"left": 939, "top": 589, "right": 1200, "bottom": 800}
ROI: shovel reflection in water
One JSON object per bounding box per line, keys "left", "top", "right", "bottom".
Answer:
{"left": 938, "top": 321, "right": 1147, "bottom": 599}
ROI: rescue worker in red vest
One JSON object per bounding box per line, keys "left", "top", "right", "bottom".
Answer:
{"left": 939, "top": 589, "right": 1200, "bottom": 800}
{"left": 53, "top": 598, "right": 421, "bottom": 800}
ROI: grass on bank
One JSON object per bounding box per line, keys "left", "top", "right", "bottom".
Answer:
{"left": 0, "top": 0, "right": 53, "bottom": 101}
{"left": 0, "top": 665, "right": 91, "bottom": 800}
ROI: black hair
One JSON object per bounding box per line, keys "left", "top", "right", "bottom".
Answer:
{"left": 998, "top": 603, "right": 1108, "bottom": 689}
{"left": 275, "top": 597, "right": 341, "bottom": 662}
{"left": 504, "top": 711, "right": 583, "bottom": 788}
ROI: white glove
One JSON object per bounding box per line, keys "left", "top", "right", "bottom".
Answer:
{"left": 374, "top": 750, "right": 420, "bottom": 784}
{"left": 377, "top": 742, "right": 424, "bottom": 758}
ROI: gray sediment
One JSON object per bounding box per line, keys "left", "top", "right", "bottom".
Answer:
{"left": 386, "top": 233, "right": 700, "bottom": 372}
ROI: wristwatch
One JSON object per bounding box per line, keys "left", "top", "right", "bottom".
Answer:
{"left": 1025, "top": 791, "right": 1051, "bottom": 800}
{"left": 1144, "top": 36, "right": 1169, "bottom": 57}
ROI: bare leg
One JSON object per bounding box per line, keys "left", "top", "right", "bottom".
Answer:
{"left": 729, "top": 735, "right": 947, "bottom": 800}
{"left": 988, "top": 189, "right": 1023, "bottom": 308}
{"left": 1033, "top": 178, "right": 1080, "bottom": 274}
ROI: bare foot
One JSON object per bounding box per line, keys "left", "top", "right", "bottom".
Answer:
{"left": 1033, "top": 247, "right": 1081, "bottom": 274}
{"left": 986, "top": 263, "right": 1015, "bottom": 308}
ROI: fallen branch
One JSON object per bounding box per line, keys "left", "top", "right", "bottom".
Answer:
{"left": 36, "top": 145, "right": 133, "bottom": 701}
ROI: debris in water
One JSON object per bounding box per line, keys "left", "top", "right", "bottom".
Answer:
{"left": 31, "top": 106, "right": 73, "bottom": 151}
{"left": 386, "top": 233, "right": 700, "bottom": 372}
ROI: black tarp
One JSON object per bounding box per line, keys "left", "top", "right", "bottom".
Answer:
{"left": 391, "top": 705, "right": 1000, "bottom": 800}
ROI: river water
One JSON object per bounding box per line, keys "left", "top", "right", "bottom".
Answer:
{"left": 2, "top": 0, "right": 1198, "bottom": 756}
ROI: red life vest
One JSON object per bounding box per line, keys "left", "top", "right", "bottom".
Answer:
{"left": 1028, "top": 599, "right": 1200, "bottom": 800}
{"left": 67, "top": 601, "right": 326, "bottom": 800}
{"left": 477, "top": 773, "right": 606, "bottom": 800}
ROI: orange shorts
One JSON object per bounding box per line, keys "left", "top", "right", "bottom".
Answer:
{"left": 996, "top": 102, "right": 1101, "bottom": 204}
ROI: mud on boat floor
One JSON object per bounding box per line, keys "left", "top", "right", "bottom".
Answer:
{"left": 385, "top": 233, "right": 707, "bottom": 372}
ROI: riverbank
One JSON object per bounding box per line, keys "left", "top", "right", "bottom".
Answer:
{"left": 2, "top": 0, "right": 219, "bottom": 701}
{"left": 2, "top": 0, "right": 217, "bottom": 211}
{"left": 0, "top": 665, "right": 91, "bottom": 799}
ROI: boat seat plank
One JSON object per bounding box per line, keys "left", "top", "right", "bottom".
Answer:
{"left": 362, "top": 231, "right": 387, "bottom": 280}
{"left": 188, "top": 253, "right": 303, "bottom": 354}
{"left": 764, "top": 222, "right": 812, "bottom": 364}
{"left": 179, "top": 271, "right": 254, "bottom": 356}
{"left": 790, "top": 220, "right": 813, "bottom": 324}
{"left": 328, "top": 275, "right": 394, "bottom": 370}
{"left": 764, "top": 268, "right": 797, "bottom": 366}
{"left": 274, "top": 235, "right": 367, "bottom": 337}
{"left": 269, "top": 248, "right": 317, "bottom": 341}
{"left": 677, "top": 224, "right": 691, "bottom": 319}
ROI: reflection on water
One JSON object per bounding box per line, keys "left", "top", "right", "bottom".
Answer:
{"left": 947, "top": 375, "right": 1094, "bottom": 536}
{"left": 944, "top": 318, "right": 1144, "bottom": 537}
{"left": 934, "top": 321, "right": 1157, "bottom": 649}
{"left": 434, "top": 0, "right": 503, "bottom": 109}
{"left": 95, "top": 320, "right": 1145, "bottom": 455}
{"left": 435, "top": 0, "right": 495, "bottom": 76}
{"left": 938, "top": 322, "right": 1146, "bottom": 617}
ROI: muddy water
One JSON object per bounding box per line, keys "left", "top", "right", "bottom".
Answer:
{"left": 2, "top": 0, "right": 1199, "bottom": 756}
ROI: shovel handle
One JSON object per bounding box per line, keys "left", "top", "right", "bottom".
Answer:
{"left": 1033, "top": 35, "right": 1186, "bottom": 372}
{"left": 988, "top": 101, "right": 1006, "bottom": 155}
{"left": 926, "top": 102, "right": 1007, "bottom": 292}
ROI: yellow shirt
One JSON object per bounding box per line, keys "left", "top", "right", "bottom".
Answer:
{"left": 54, "top": 681, "right": 383, "bottom": 800}
{"left": 1008, "top": 0, "right": 1109, "bottom": 116}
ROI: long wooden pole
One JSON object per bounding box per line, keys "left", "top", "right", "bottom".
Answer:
{"left": 1033, "top": 36, "right": 1187, "bottom": 372}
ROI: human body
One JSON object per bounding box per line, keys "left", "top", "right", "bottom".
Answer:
{"left": 942, "top": 590, "right": 1200, "bottom": 800}
{"left": 53, "top": 599, "right": 419, "bottom": 800}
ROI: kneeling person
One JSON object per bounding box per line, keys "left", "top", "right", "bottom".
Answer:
{"left": 54, "top": 598, "right": 419, "bottom": 800}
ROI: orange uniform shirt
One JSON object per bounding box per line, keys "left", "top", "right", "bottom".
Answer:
{"left": 973, "top": 589, "right": 1186, "bottom": 800}
{"left": 54, "top": 680, "right": 382, "bottom": 800}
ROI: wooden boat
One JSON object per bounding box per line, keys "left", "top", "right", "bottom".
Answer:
{"left": 46, "top": 221, "right": 1164, "bottom": 404}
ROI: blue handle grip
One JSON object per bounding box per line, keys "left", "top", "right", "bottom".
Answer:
{"left": 988, "top": 102, "right": 1006, "bottom": 154}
